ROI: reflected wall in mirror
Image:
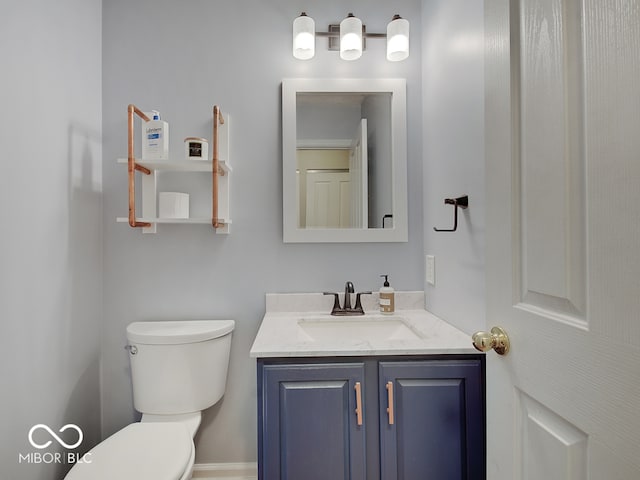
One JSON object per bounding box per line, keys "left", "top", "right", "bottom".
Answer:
{"left": 282, "top": 78, "right": 408, "bottom": 243}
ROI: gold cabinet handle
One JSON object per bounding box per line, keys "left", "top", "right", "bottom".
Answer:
{"left": 386, "top": 381, "right": 395, "bottom": 425}
{"left": 354, "top": 382, "right": 363, "bottom": 426}
{"left": 472, "top": 326, "right": 510, "bottom": 355}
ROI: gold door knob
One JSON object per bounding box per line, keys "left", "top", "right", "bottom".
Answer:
{"left": 472, "top": 326, "right": 510, "bottom": 355}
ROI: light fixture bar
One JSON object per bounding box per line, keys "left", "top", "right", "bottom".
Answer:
{"left": 317, "top": 25, "right": 369, "bottom": 51}
{"left": 315, "top": 30, "right": 386, "bottom": 38}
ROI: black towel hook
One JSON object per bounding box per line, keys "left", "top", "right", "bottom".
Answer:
{"left": 433, "top": 195, "right": 469, "bottom": 232}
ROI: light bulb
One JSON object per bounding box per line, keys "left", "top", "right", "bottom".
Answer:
{"left": 387, "top": 15, "right": 409, "bottom": 61}
{"left": 340, "top": 13, "right": 362, "bottom": 61}
{"left": 293, "top": 13, "right": 315, "bottom": 60}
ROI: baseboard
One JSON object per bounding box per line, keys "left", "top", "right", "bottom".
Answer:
{"left": 191, "top": 462, "right": 258, "bottom": 480}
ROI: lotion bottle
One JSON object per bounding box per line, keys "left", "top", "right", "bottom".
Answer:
{"left": 142, "top": 110, "right": 169, "bottom": 160}
{"left": 379, "top": 274, "right": 395, "bottom": 314}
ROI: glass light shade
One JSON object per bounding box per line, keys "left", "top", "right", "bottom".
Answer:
{"left": 340, "top": 14, "right": 362, "bottom": 61}
{"left": 386, "top": 16, "right": 409, "bottom": 61}
{"left": 293, "top": 13, "right": 315, "bottom": 60}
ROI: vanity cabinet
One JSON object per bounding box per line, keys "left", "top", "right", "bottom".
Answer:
{"left": 257, "top": 356, "right": 485, "bottom": 480}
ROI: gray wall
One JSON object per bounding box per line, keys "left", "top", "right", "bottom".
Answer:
{"left": 297, "top": 101, "right": 361, "bottom": 140}
{"left": 362, "top": 94, "right": 393, "bottom": 228}
{"left": 422, "top": 0, "right": 486, "bottom": 334}
{"left": 102, "top": 0, "right": 423, "bottom": 464}
{"left": 0, "top": 1, "right": 103, "bottom": 479}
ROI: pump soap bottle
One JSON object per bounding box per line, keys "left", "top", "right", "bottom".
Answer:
{"left": 379, "top": 274, "right": 395, "bottom": 314}
{"left": 141, "top": 110, "right": 169, "bottom": 160}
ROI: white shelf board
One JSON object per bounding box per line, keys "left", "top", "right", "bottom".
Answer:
{"left": 117, "top": 158, "right": 231, "bottom": 173}
{"left": 117, "top": 217, "right": 233, "bottom": 225}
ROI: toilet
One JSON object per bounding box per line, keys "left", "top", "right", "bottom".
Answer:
{"left": 65, "top": 319, "right": 235, "bottom": 480}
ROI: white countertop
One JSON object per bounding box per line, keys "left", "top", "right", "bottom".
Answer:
{"left": 250, "top": 292, "right": 478, "bottom": 358}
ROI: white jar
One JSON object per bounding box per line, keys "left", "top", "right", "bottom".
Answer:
{"left": 184, "top": 137, "right": 209, "bottom": 160}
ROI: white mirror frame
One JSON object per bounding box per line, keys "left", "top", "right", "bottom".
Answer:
{"left": 282, "top": 78, "right": 408, "bottom": 243}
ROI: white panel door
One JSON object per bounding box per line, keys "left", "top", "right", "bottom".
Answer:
{"left": 305, "top": 171, "right": 350, "bottom": 228}
{"left": 485, "top": 1, "right": 640, "bottom": 479}
{"left": 349, "top": 119, "right": 368, "bottom": 228}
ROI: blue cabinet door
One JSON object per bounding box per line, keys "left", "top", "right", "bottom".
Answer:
{"left": 379, "top": 359, "right": 485, "bottom": 480}
{"left": 259, "top": 362, "right": 367, "bottom": 480}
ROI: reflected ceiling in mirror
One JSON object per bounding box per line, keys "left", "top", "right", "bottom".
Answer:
{"left": 282, "top": 78, "right": 408, "bottom": 243}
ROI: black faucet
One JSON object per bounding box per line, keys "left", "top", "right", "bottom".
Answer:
{"left": 324, "top": 282, "right": 372, "bottom": 316}
{"left": 343, "top": 281, "right": 354, "bottom": 309}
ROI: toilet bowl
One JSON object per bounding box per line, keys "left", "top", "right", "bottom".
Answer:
{"left": 65, "top": 320, "right": 234, "bottom": 480}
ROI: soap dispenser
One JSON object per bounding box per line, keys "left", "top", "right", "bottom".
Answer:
{"left": 379, "top": 274, "right": 395, "bottom": 314}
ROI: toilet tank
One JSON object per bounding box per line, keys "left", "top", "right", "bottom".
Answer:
{"left": 126, "top": 320, "right": 234, "bottom": 415}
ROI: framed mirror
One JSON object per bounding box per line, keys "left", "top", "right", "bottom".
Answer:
{"left": 282, "top": 78, "right": 408, "bottom": 243}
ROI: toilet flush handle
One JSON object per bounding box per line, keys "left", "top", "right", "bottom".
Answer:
{"left": 124, "top": 344, "right": 138, "bottom": 355}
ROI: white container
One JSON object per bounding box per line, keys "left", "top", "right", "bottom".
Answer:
{"left": 158, "top": 192, "right": 189, "bottom": 219}
{"left": 184, "top": 137, "right": 209, "bottom": 160}
{"left": 126, "top": 320, "right": 235, "bottom": 414}
{"left": 141, "top": 110, "right": 169, "bottom": 160}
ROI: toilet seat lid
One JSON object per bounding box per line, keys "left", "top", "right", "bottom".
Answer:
{"left": 65, "top": 422, "right": 193, "bottom": 480}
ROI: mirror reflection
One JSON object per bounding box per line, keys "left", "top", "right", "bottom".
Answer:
{"left": 296, "top": 92, "right": 393, "bottom": 229}
{"left": 282, "top": 78, "right": 407, "bottom": 243}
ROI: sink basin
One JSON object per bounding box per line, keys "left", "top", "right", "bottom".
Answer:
{"left": 297, "top": 315, "right": 422, "bottom": 342}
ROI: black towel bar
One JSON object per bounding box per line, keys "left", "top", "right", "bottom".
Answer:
{"left": 433, "top": 195, "right": 469, "bottom": 232}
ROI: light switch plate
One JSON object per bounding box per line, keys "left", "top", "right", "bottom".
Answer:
{"left": 426, "top": 255, "right": 435, "bottom": 285}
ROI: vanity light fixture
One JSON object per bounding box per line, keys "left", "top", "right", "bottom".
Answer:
{"left": 292, "top": 12, "right": 409, "bottom": 61}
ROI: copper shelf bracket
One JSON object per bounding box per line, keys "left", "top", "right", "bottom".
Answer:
{"left": 433, "top": 195, "right": 469, "bottom": 232}
{"left": 127, "top": 104, "right": 152, "bottom": 228}
{"left": 212, "top": 105, "right": 225, "bottom": 229}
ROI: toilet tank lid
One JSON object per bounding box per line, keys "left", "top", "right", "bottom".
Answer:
{"left": 127, "top": 320, "right": 235, "bottom": 345}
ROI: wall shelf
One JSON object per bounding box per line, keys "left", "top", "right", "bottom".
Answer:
{"left": 116, "top": 217, "right": 233, "bottom": 225}
{"left": 118, "top": 105, "right": 231, "bottom": 234}
{"left": 117, "top": 158, "right": 232, "bottom": 174}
